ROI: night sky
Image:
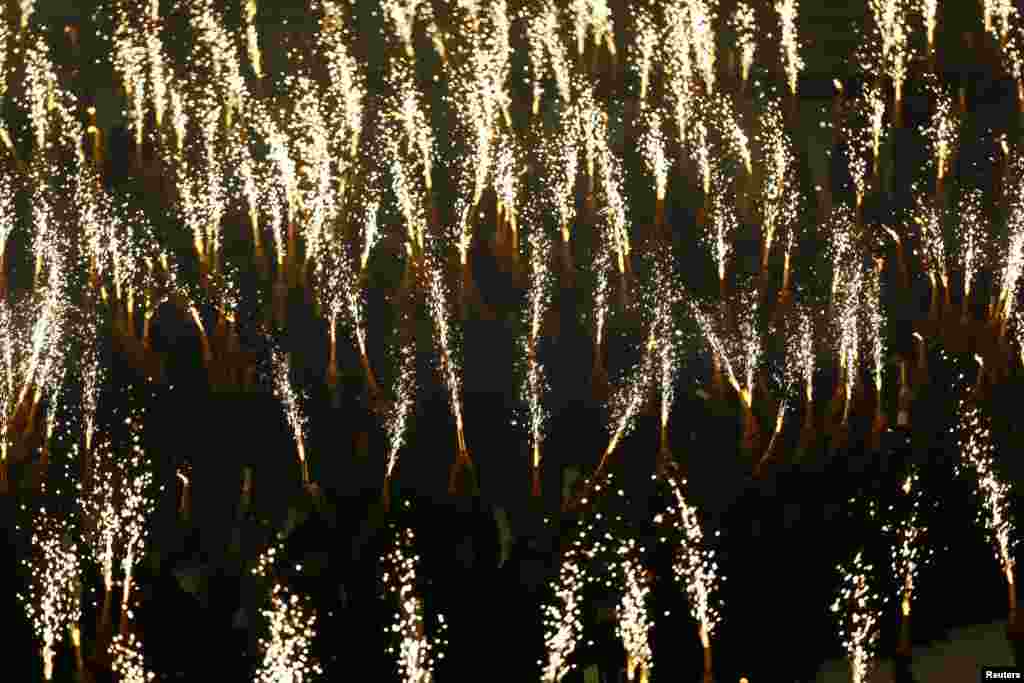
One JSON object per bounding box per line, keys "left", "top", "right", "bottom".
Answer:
{"left": 2, "top": 1, "right": 1024, "bottom": 682}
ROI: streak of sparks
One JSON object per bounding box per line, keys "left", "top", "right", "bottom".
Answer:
{"left": 422, "top": 250, "right": 468, "bottom": 461}
{"left": 955, "top": 400, "right": 1016, "bottom": 598}
{"left": 777, "top": 0, "right": 803, "bottom": 95}
{"left": 757, "top": 99, "right": 799, "bottom": 270}
{"left": 18, "top": 505, "right": 82, "bottom": 681}
{"left": 383, "top": 523, "right": 448, "bottom": 683}
{"left": 110, "top": 632, "right": 155, "bottom": 683}
{"left": 527, "top": 3, "right": 573, "bottom": 114}
{"left": 255, "top": 583, "right": 324, "bottom": 683}
{"left": 959, "top": 188, "right": 987, "bottom": 307}
{"left": 631, "top": 8, "right": 659, "bottom": 104}
{"left": 830, "top": 550, "right": 884, "bottom": 683}
{"left": 384, "top": 330, "right": 416, "bottom": 482}
{"left": 616, "top": 541, "right": 653, "bottom": 682}
{"left": 654, "top": 472, "right": 723, "bottom": 653}
{"left": 270, "top": 347, "right": 310, "bottom": 485}
{"left": 733, "top": 3, "right": 756, "bottom": 84}
{"left": 521, "top": 221, "right": 553, "bottom": 482}
{"left": 639, "top": 107, "right": 669, "bottom": 202}
{"left": 868, "top": 0, "right": 910, "bottom": 109}
{"left": 882, "top": 467, "right": 930, "bottom": 617}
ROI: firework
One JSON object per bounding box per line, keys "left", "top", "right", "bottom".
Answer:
{"left": 655, "top": 472, "right": 723, "bottom": 682}
{"left": 383, "top": 522, "right": 448, "bottom": 683}
{"left": 572, "top": 0, "right": 616, "bottom": 62}
{"left": 868, "top": 0, "right": 910, "bottom": 119}
{"left": 882, "top": 468, "right": 931, "bottom": 622}
{"left": 776, "top": 0, "right": 803, "bottom": 96}
{"left": 270, "top": 347, "right": 311, "bottom": 486}
{"left": 317, "top": 0, "right": 365, "bottom": 161}
{"left": 639, "top": 107, "right": 670, "bottom": 206}
{"left": 732, "top": 3, "right": 756, "bottom": 85}
{"left": 921, "top": 0, "right": 938, "bottom": 54}
{"left": 422, "top": 250, "right": 474, "bottom": 493}
{"left": 541, "top": 518, "right": 589, "bottom": 681}
{"left": 383, "top": 325, "right": 416, "bottom": 504}
{"left": 630, "top": 8, "right": 659, "bottom": 104}
{"left": 706, "top": 168, "right": 736, "bottom": 287}
{"left": 244, "top": 0, "right": 262, "bottom": 78}
{"left": 862, "top": 260, "right": 885, "bottom": 400}
{"left": 527, "top": 3, "right": 572, "bottom": 115}
{"left": 922, "top": 75, "right": 959, "bottom": 189}
{"left": 18, "top": 505, "right": 82, "bottom": 681}
{"left": 255, "top": 583, "right": 324, "bottom": 683}
{"left": 111, "top": 632, "right": 155, "bottom": 683}
{"left": 912, "top": 190, "right": 948, "bottom": 294}
{"left": 757, "top": 99, "right": 799, "bottom": 271}
{"left": 616, "top": 540, "right": 653, "bottom": 682}
{"left": 665, "top": 2, "right": 695, "bottom": 149}
{"left": 831, "top": 550, "right": 884, "bottom": 683}
{"left": 521, "top": 221, "right": 553, "bottom": 496}
{"left": 956, "top": 399, "right": 1017, "bottom": 614}
{"left": 958, "top": 188, "right": 987, "bottom": 317}
{"left": 997, "top": 154, "right": 1024, "bottom": 328}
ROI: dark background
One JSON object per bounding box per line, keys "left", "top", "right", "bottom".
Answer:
{"left": 1, "top": 0, "right": 1024, "bottom": 681}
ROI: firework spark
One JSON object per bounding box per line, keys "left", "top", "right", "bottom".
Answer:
{"left": 521, "top": 220, "right": 553, "bottom": 494}
{"left": 110, "top": 632, "right": 154, "bottom": 683}
{"left": 733, "top": 3, "right": 756, "bottom": 84}
{"left": 958, "top": 188, "right": 987, "bottom": 311}
{"left": 270, "top": 347, "right": 310, "bottom": 486}
{"left": 18, "top": 506, "right": 82, "bottom": 681}
{"left": 383, "top": 522, "right": 448, "bottom": 683}
{"left": 956, "top": 400, "right": 1016, "bottom": 608}
{"left": 882, "top": 467, "right": 931, "bottom": 617}
{"left": 616, "top": 540, "right": 653, "bottom": 682}
{"left": 655, "top": 472, "right": 723, "bottom": 679}
{"left": 757, "top": 99, "right": 799, "bottom": 270}
{"left": 831, "top": 550, "right": 884, "bottom": 683}
{"left": 255, "top": 583, "right": 324, "bottom": 683}
{"left": 384, "top": 329, "right": 416, "bottom": 483}
{"left": 777, "top": 0, "right": 803, "bottom": 95}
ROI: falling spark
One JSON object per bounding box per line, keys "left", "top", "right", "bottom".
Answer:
{"left": 959, "top": 188, "right": 987, "bottom": 308}
{"left": 384, "top": 330, "right": 416, "bottom": 482}
{"left": 639, "top": 108, "right": 669, "bottom": 202}
{"left": 998, "top": 153, "right": 1024, "bottom": 323}
{"left": 631, "top": 8, "right": 659, "bottom": 103}
{"left": 757, "top": 99, "right": 799, "bottom": 269}
{"left": 707, "top": 168, "right": 736, "bottom": 285}
{"left": 920, "top": 0, "right": 938, "bottom": 53}
{"left": 616, "top": 541, "right": 653, "bottom": 682}
{"left": 655, "top": 472, "right": 723, "bottom": 669}
{"left": 733, "top": 3, "right": 756, "bottom": 84}
{"left": 110, "top": 632, "right": 155, "bottom": 683}
{"left": 270, "top": 347, "right": 310, "bottom": 485}
{"left": 244, "top": 0, "right": 262, "bottom": 78}
{"left": 794, "top": 308, "right": 815, "bottom": 405}
{"left": 831, "top": 550, "right": 884, "bottom": 683}
{"left": 912, "top": 191, "right": 948, "bottom": 291}
{"left": 422, "top": 250, "right": 470, "bottom": 474}
{"left": 777, "top": 0, "right": 803, "bottom": 95}
{"left": 521, "top": 222, "right": 553, "bottom": 488}
{"left": 527, "top": 4, "right": 573, "bottom": 114}
{"left": 18, "top": 506, "right": 82, "bottom": 681}
{"left": 956, "top": 400, "right": 1016, "bottom": 604}
{"left": 541, "top": 510, "right": 590, "bottom": 682}
{"left": 863, "top": 260, "right": 885, "bottom": 396}
{"left": 882, "top": 467, "right": 931, "bottom": 617}
{"left": 255, "top": 583, "right": 324, "bottom": 683}
{"left": 868, "top": 0, "right": 910, "bottom": 111}
{"left": 383, "top": 523, "right": 448, "bottom": 683}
